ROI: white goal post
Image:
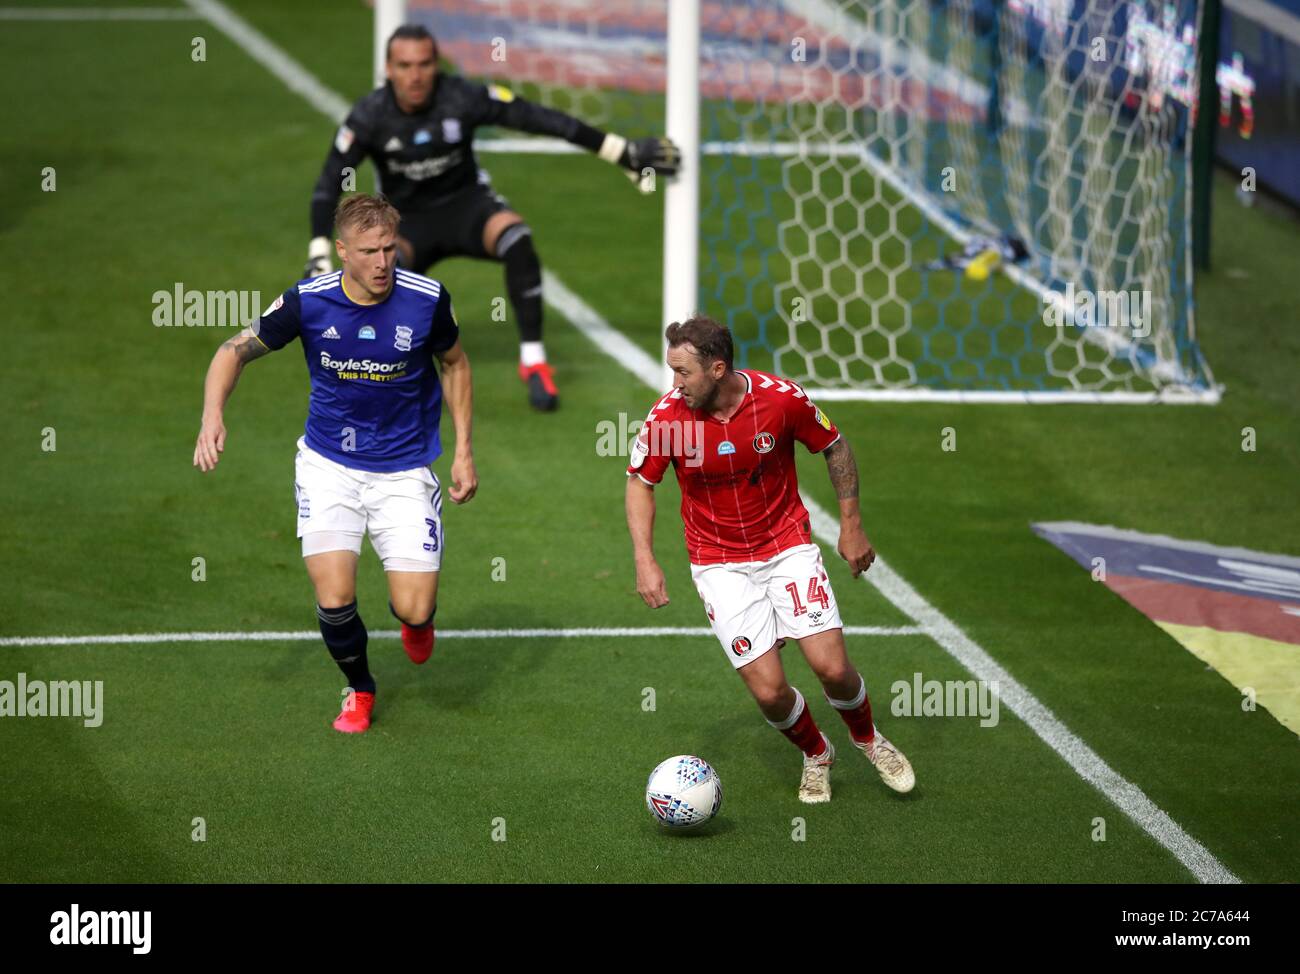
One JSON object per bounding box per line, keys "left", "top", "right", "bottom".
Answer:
{"left": 662, "top": 0, "right": 702, "bottom": 393}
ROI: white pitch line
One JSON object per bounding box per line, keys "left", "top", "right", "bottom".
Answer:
{"left": 184, "top": 0, "right": 349, "bottom": 120}
{"left": 0, "top": 7, "right": 200, "bottom": 18}
{"left": 0, "top": 625, "right": 922, "bottom": 648}
{"left": 184, "top": 0, "right": 1238, "bottom": 884}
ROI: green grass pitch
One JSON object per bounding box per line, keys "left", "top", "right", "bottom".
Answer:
{"left": 0, "top": 0, "right": 1297, "bottom": 883}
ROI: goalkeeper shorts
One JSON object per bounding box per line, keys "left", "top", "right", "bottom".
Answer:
{"left": 399, "top": 179, "right": 511, "bottom": 270}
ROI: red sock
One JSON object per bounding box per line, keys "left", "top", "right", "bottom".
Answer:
{"left": 827, "top": 677, "right": 875, "bottom": 745}
{"left": 768, "top": 689, "right": 827, "bottom": 758}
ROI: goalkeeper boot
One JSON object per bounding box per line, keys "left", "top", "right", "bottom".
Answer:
{"left": 855, "top": 730, "right": 915, "bottom": 793}
{"left": 798, "top": 735, "right": 834, "bottom": 804}
{"left": 400, "top": 621, "right": 434, "bottom": 665}
{"left": 519, "top": 362, "right": 558, "bottom": 412}
{"left": 332, "top": 689, "right": 375, "bottom": 734}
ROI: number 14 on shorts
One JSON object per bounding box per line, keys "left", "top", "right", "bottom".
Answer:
{"left": 786, "top": 576, "right": 830, "bottom": 616}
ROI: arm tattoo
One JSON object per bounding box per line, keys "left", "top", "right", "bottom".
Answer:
{"left": 221, "top": 330, "right": 270, "bottom": 365}
{"left": 824, "top": 439, "right": 859, "bottom": 500}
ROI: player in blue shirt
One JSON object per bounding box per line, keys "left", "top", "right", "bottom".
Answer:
{"left": 194, "top": 194, "right": 476, "bottom": 733}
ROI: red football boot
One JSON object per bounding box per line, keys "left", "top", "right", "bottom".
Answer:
{"left": 401, "top": 622, "right": 434, "bottom": 664}
{"left": 332, "top": 690, "right": 375, "bottom": 733}
{"left": 519, "top": 362, "right": 558, "bottom": 411}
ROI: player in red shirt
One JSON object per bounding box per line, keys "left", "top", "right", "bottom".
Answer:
{"left": 626, "top": 315, "right": 915, "bottom": 802}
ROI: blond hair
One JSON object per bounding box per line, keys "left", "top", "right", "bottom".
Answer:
{"left": 335, "top": 193, "right": 400, "bottom": 239}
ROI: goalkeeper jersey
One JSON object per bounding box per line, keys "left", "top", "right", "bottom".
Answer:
{"left": 310, "top": 74, "right": 606, "bottom": 237}
{"left": 627, "top": 371, "right": 841, "bottom": 565}
{"left": 255, "top": 269, "right": 460, "bottom": 473}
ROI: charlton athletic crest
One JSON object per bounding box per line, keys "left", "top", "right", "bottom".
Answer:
{"left": 731, "top": 636, "right": 752, "bottom": 657}
{"left": 753, "top": 431, "right": 776, "bottom": 454}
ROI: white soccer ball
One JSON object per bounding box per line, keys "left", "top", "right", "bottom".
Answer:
{"left": 645, "top": 755, "right": 722, "bottom": 829}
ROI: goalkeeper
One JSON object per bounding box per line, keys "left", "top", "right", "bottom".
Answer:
{"left": 307, "top": 24, "right": 680, "bottom": 411}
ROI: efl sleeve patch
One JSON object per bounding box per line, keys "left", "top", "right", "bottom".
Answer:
{"left": 254, "top": 287, "right": 302, "bottom": 351}
{"left": 626, "top": 418, "right": 669, "bottom": 484}
{"left": 487, "top": 84, "right": 515, "bottom": 103}
{"left": 630, "top": 432, "right": 648, "bottom": 469}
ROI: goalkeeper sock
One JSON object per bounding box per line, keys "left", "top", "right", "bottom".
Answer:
{"left": 766, "top": 688, "right": 828, "bottom": 758}
{"left": 317, "top": 601, "right": 375, "bottom": 694}
{"left": 826, "top": 675, "right": 875, "bottom": 745}
{"left": 497, "top": 223, "right": 543, "bottom": 346}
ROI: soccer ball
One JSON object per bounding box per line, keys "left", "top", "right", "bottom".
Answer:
{"left": 645, "top": 755, "right": 722, "bottom": 829}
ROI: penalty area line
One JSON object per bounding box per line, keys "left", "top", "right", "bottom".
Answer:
{"left": 0, "top": 626, "right": 923, "bottom": 648}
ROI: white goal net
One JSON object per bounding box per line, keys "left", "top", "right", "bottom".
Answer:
{"left": 397, "top": 0, "right": 1219, "bottom": 402}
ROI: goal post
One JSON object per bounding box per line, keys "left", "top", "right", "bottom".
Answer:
{"left": 663, "top": 0, "right": 702, "bottom": 391}
{"left": 374, "top": 0, "right": 405, "bottom": 88}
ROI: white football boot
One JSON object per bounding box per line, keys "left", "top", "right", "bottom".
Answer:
{"left": 856, "top": 730, "right": 916, "bottom": 793}
{"left": 798, "top": 735, "right": 835, "bottom": 804}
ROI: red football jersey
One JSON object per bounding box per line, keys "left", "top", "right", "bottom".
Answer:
{"left": 627, "top": 370, "right": 840, "bottom": 565}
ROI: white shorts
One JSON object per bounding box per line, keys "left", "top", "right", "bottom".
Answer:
{"left": 293, "top": 437, "right": 443, "bottom": 571}
{"left": 690, "top": 544, "right": 844, "bottom": 669}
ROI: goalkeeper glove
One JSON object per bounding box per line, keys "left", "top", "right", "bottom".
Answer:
{"left": 304, "top": 236, "right": 333, "bottom": 278}
{"left": 599, "top": 134, "right": 682, "bottom": 193}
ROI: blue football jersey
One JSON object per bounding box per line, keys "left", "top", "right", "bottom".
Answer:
{"left": 255, "top": 268, "right": 460, "bottom": 472}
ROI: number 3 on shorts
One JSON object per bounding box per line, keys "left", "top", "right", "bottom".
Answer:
{"left": 422, "top": 516, "right": 439, "bottom": 553}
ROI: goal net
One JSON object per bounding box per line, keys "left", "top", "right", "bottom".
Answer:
{"left": 398, "top": 0, "right": 1219, "bottom": 402}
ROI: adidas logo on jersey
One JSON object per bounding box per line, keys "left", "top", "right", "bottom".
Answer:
{"left": 322, "top": 326, "right": 341, "bottom": 340}
{"left": 384, "top": 137, "right": 403, "bottom": 152}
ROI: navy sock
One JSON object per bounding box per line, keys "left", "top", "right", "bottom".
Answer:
{"left": 317, "top": 601, "right": 375, "bottom": 694}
